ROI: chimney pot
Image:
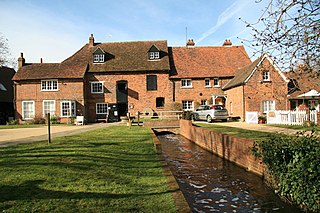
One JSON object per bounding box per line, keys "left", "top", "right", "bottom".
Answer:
{"left": 223, "top": 39, "right": 232, "bottom": 46}
{"left": 186, "top": 39, "right": 195, "bottom": 47}
{"left": 89, "top": 34, "right": 95, "bottom": 47}
{"left": 40, "top": 58, "right": 43, "bottom": 63}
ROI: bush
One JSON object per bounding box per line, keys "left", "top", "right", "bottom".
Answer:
{"left": 251, "top": 132, "right": 320, "bottom": 212}
{"left": 33, "top": 117, "right": 46, "bottom": 124}
{"left": 6, "top": 119, "right": 17, "bottom": 125}
{"left": 50, "top": 116, "right": 60, "bottom": 124}
{"left": 164, "top": 102, "right": 182, "bottom": 111}
{"left": 182, "top": 111, "right": 192, "bottom": 120}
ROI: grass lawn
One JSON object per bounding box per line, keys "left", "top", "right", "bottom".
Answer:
{"left": 195, "top": 123, "right": 275, "bottom": 142}
{"left": 0, "top": 126, "right": 176, "bottom": 212}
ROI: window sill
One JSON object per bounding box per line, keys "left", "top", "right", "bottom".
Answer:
{"left": 41, "top": 90, "right": 59, "bottom": 92}
{"left": 205, "top": 86, "right": 211, "bottom": 88}
{"left": 213, "top": 86, "right": 220, "bottom": 88}
{"left": 181, "top": 86, "right": 193, "bottom": 89}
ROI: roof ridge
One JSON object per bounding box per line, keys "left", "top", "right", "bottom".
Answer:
{"left": 98, "top": 40, "right": 168, "bottom": 45}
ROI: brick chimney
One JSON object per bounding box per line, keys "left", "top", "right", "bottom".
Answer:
{"left": 89, "top": 34, "right": 94, "bottom": 47}
{"left": 18, "top": 52, "right": 25, "bottom": 69}
{"left": 223, "top": 39, "right": 232, "bottom": 46}
{"left": 186, "top": 39, "right": 195, "bottom": 47}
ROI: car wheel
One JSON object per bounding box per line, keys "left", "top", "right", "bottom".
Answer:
{"left": 206, "top": 115, "right": 212, "bottom": 123}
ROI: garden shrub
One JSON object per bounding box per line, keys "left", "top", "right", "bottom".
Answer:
{"left": 251, "top": 132, "right": 320, "bottom": 212}
{"left": 50, "top": 115, "right": 60, "bottom": 124}
{"left": 182, "top": 111, "right": 192, "bottom": 120}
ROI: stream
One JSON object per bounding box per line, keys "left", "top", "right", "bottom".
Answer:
{"left": 158, "top": 133, "right": 302, "bottom": 213}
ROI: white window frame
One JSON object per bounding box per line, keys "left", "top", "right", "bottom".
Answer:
{"left": 60, "top": 101, "right": 76, "bottom": 117}
{"left": 93, "top": 54, "right": 105, "bottom": 63}
{"left": 22, "top": 101, "right": 35, "bottom": 120}
{"left": 205, "top": 78, "right": 211, "bottom": 87}
{"left": 149, "top": 51, "right": 160, "bottom": 60}
{"left": 182, "top": 100, "right": 194, "bottom": 111}
{"left": 262, "top": 71, "right": 270, "bottom": 81}
{"left": 181, "top": 79, "right": 192, "bottom": 88}
{"left": 96, "top": 103, "right": 109, "bottom": 114}
{"left": 41, "top": 79, "right": 58, "bottom": 91}
{"left": 213, "top": 78, "right": 220, "bottom": 87}
{"left": 262, "top": 100, "right": 275, "bottom": 113}
{"left": 43, "top": 100, "right": 56, "bottom": 117}
{"left": 91, "top": 81, "right": 104, "bottom": 94}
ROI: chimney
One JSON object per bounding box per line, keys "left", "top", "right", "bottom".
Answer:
{"left": 18, "top": 52, "right": 25, "bottom": 69}
{"left": 89, "top": 34, "right": 94, "bottom": 47}
{"left": 223, "top": 39, "right": 232, "bottom": 46}
{"left": 186, "top": 39, "right": 195, "bottom": 47}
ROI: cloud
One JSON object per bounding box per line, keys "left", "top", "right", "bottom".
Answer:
{"left": 196, "top": 0, "right": 250, "bottom": 44}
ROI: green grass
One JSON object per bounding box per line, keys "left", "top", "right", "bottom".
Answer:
{"left": 268, "top": 124, "right": 320, "bottom": 131}
{"left": 0, "top": 126, "right": 176, "bottom": 212}
{"left": 195, "top": 123, "right": 275, "bottom": 142}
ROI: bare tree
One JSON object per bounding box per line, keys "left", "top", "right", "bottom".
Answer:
{"left": 240, "top": 0, "right": 320, "bottom": 74}
{"left": 0, "top": 33, "right": 14, "bottom": 67}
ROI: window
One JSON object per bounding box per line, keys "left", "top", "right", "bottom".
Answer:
{"left": 262, "top": 100, "right": 275, "bottom": 112}
{"left": 205, "top": 78, "right": 211, "bottom": 87}
{"left": 93, "top": 54, "right": 105, "bottom": 63}
{"left": 182, "top": 100, "right": 193, "bottom": 110}
{"left": 41, "top": 80, "right": 58, "bottom": 91}
{"left": 0, "top": 83, "right": 7, "bottom": 91}
{"left": 91, "top": 82, "right": 104, "bottom": 93}
{"left": 149, "top": 51, "right": 160, "bottom": 60}
{"left": 308, "top": 100, "right": 319, "bottom": 111}
{"left": 61, "top": 101, "right": 76, "bottom": 117}
{"left": 156, "top": 97, "right": 165, "bottom": 108}
{"left": 22, "top": 101, "right": 35, "bottom": 119}
{"left": 213, "top": 78, "right": 219, "bottom": 87}
{"left": 181, "top": 79, "right": 192, "bottom": 88}
{"left": 262, "top": 71, "right": 270, "bottom": 81}
{"left": 43, "top": 100, "right": 56, "bottom": 116}
{"left": 96, "top": 103, "right": 108, "bottom": 114}
{"left": 201, "top": 99, "right": 207, "bottom": 105}
{"left": 147, "top": 75, "right": 157, "bottom": 91}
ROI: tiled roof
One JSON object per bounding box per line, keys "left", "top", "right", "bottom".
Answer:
{"left": 286, "top": 71, "right": 320, "bottom": 98}
{"left": 13, "top": 40, "right": 170, "bottom": 81}
{"left": 222, "top": 57, "right": 261, "bottom": 90}
{"left": 169, "top": 45, "right": 251, "bottom": 79}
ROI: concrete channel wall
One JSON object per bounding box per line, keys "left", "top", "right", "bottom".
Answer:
{"left": 179, "top": 120, "right": 265, "bottom": 176}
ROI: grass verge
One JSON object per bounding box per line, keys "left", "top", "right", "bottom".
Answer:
{"left": 0, "top": 126, "right": 176, "bottom": 212}
{"left": 195, "top": 123, "right": 275, "bottom": 142}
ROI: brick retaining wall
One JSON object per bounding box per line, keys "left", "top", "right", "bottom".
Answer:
{"left": 180, "top": 120, "right": 265, "bottom": 176}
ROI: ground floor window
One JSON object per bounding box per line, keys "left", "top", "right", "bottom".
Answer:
{"left": 96, "top": 103, "right": 108, "bottom": 114}
{"left": 308, "top": 100, "right": 319, "bottom": 111}
{"left": 262, "top": 100, "right": 275, "bottom": 113}
{"left": 22, "top": 101, "right": 35, "bottom": 119}
{"left": 61, "top": 101, "right": 76, "bottom": 117}
{"left": 156, "top": 97, "right": 165, "bottom": 108}
{"left": 182, "top": 100, "right": 193, "bottom": 111}
{"left": 201, "top": 99, "right": 207, "bottom": 105}
{"left": 43, "top": 100, "right": 56, "bottom": 116}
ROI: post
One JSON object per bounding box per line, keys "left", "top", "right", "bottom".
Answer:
{"left": 47, "top": 113, "right": 51, "bottom": 144}
{"left": 137, "top": 111, "right": 140, "bottom": 126}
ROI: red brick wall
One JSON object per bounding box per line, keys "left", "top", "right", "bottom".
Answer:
{"left": 244, "top": 59, "right": 288, "bottom": 113}
{"left": 85, "top": 72, "right": 173, "bottom": 122}
{"left": 15, "top": 79, "right": 84, "bottom": 123}
{"left": 173, "top": 78, "right": 231, "bottom": 108}
{"left": 224, "top": 86, "right": 244, "bottom": 119}
{"left": 179, "top": 120, "right": 265, "bottom": 176}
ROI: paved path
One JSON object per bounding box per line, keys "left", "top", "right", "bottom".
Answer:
{"left": 194, "top": 121, "right": 304, "bottom": 135}
{"left": 0, "top": 122, "right": 121, "bottom": 147}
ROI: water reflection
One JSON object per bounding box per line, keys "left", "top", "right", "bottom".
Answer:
{"left": 158, "top": 134, "right": 301, "bottom": 213}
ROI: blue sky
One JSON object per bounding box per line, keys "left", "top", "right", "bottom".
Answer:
{"left": 0, "top": 0, "right": 267, "bottom": 64}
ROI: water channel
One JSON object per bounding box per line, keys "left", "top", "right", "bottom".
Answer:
{"left": 158, "top": 133, "right": 302, "bottom": 213}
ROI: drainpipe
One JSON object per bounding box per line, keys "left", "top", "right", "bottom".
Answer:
{"left": 242, "top": 85, "right": 246, "bottom": 122}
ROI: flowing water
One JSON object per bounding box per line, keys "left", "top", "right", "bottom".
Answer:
{"left": 158, "top": 133, "right": 302, "bottom": 213}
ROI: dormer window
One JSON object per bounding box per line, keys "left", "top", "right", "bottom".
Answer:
{"left": 148, "top": 44, "right": 160, "bottom": 60}
{"left": 93, "top": 48, "right": 106, "bottom": 63}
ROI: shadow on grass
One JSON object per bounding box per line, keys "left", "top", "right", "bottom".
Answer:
{"left": 0, "top": 180, "right": 179, "bottom": 202}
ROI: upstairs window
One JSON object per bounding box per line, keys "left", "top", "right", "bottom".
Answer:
{"left": 262, "top": 71, "right": 270, "bottom": 81}
{"left": 93, "top": 48, "right": 106, "bottom": 63}
{"left": 147, "top": 75, "right": 157, "bottom": 91}
{"left": 148, "top": 44, "right": 161, "bottom": 60}
{"left": 213, "top": 78, "right": 219, "bottom": 87}
{"left": 205, "top": 78, "right": 211, "bottom": 87}
{"left": 181, "top": 79, "right": 192, "bottom": 88}
{"left": 91, "top": 82, "right": 104, "bottom": 94}
{"left": 41, "top": 80, "right": 58, "bottom": 91}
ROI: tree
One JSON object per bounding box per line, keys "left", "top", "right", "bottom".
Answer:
{"left": 0, "top": 33, "right": 14, "bottom": 67}
{"left": 240, "top": 0, "right": 320, "bottom": 74}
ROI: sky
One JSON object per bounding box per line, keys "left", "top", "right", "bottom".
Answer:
{"left": 0, "top": 0, "right": 268, "bottom": 66}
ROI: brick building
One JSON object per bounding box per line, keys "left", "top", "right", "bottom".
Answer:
{"left": 222, "top": 53, "right": 289, "bottom": 120}
{"left": 13, "top": 35, "right": 291, "bottom": 123}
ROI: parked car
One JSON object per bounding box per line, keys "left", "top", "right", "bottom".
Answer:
{"left": 191, "top": 105, "right": 229, "bottom": 123}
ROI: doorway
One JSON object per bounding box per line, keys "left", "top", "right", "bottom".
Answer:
{"left": 116, "top": 81, "right": 128, "bottom": 116}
